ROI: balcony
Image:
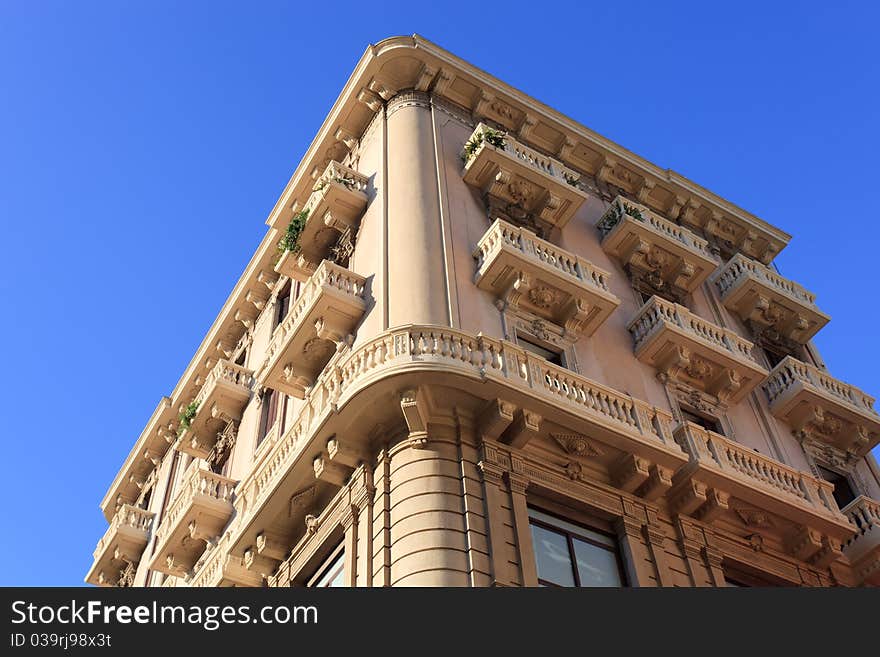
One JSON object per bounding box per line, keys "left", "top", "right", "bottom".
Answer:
{"left": 764, "top": 357, "right": 880, "bottom": 457}
{"left": 474, "top": 218, "right": 620, "bottom": 337}
{"left": 841, "top": 496, "right": 880, "bottom": 585}
{"left": 599, "top": 195, "right": 717, "bottom": 298}
{"left": 671, "top": 422, "right": 852, "bottom": 565}
{"left": 275, "top": 161, "right": 369, "bottom": 282}
{"left": 714, "top": 254, "right": 829, "bottom": 345}
{"left": 85, "top": 504, "right": 154, "bottom": 587}
{"left": 176, "top": 359, "right": 254, "bottom": 459}
{"left": 462, "top": 123, "right": 588, "bottom": 229}
{"left": 260, "top": 260, "right": 368, "bottom": 398}
{"left": 148, "top": 464, "right": 236, "bottom": 577}
{"left": 628, "top": 296, "right": 767, "bottom": 403}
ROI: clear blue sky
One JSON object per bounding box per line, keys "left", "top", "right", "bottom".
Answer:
{"left": 1, "top": 1, "right": 877, "bottom": 586}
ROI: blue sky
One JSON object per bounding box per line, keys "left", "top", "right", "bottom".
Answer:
{"left": 0, "top": 2, "right": 877, "bottom": 586}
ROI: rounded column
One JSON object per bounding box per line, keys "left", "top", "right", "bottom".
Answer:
{"left": 385, "top": 91, "right": 449, "bottom": 327}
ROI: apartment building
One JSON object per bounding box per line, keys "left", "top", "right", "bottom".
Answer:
{"left": 86, "top": 35, "right": 880, "bottom": 588}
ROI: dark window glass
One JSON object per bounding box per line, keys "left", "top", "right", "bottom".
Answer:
{"left": 528, "top": 508, "right": 625, "bottom": 587}
{"left": 817, "top": 466, "right": 857, "bottom": 509}
{"left": 275, "top": 282, "right": 292, "bottom": 328}
{"left": 257, "top": 389, "right": 278, "bottom": 447}
{"left": 517, "top": 334, "right": 564, "bottom": 367}
{"left": 680, "top": 408, "right": 724, "bottom": 435}
{"left": 763, "top": 347, "right": 786, "bottom": 368}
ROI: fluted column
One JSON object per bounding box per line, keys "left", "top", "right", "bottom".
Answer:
{"left": 385, "top": 91, "right": 449, "bottom": 327}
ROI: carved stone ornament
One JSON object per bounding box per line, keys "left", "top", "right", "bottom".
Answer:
{"left": 527, "top": 285, "right": 557, "bottom": 309}
{"left": 564, "top": 461, "right": 583, "bottom": 481}
{"left": 735, "top": 506, "right": 775, "bottom": 529}
{"left": 305, "top": 514, "right": 320, "bottom": 535}
{"left": 552, "top": 433, "right": 604, "bottom": 458}
{"left": 747, "top": 533, "right": 765, "bottom": 552}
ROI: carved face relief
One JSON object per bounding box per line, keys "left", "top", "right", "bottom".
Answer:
{"left": 527, "top": 285, "right": 557, "bottom": 309}
{"left": 507, "top": 180, "right": 534, "bottom": 206}
{"left": 684, "top": 355, "right": 713, "bottom": 381}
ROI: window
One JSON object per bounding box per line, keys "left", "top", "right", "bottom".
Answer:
{"left": 680, "top": 407, "right": 724, "bottom": 435}
{"left": 275, "top": 282, "right": 292, "bottom": 329}
{"left": 517, "top": 333, "right": 564, "bottom": 367}
{"left": 307, "top": 543, "right": 345, "bottom": 587}
{"left": 256, "top": 389, "right": 279, "bottom": 448}
{"left": 528, "top": 508, "right": 625, "bottom": 587}
{"left": 817, "top": 466, "right": 857, "bottom": 510}
{"left": 762, "top": 346, "right": 787, "bottom": 369}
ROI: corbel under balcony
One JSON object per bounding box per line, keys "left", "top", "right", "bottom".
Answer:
{"left": 841, "top": 496, "right": 880, "bottom": 585}
{"left": 598, "top": 195, "right": 717, "bottom": 299}
{"left": 670, "top": 422, "right": 852, "bottom": 568}
{"left": 764, "top": 356, "right": 880, "bottom": 458}
{"left": 474, "top": 218, "right": 620, "bottom": 337}
{"left": 175, "top": 359, "right": 254, "bottom": 459}
{"left": 259, "top": 260, "right": 368, "bottom": 398}
{"left": 275, "top": 161, "right": 369, "bottom": 282}
{"left": 148, "top": 464, "right": 236, "bottom": 578}
{"left": 628, "top": 296, "right": 767, "bottom": 404}
{"left": 85, "top": 504, "right": 154, "bottom": 587}
{"left": 713, "top": 253, "right": 829, "bottom": 346}
{"left": 462, "top": 123, "right": 588, "bottom": 229}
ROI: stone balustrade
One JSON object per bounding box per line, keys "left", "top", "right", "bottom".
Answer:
{"left": 462, "top": 123, "right": 588, "bottom": 228}
{"left": 599, "top": 195, "right": 717, "bottom": 295}
{"left": 764, "top": 356, "right": 880, "bottom": 456}
{"left": 275, "top": 161, "right": 369, "bottom": 282}
{"left": 628, "top": 296, "right": 767, "bottom": 403}
{"left": 714, "top": 253, "right": 829, "bottom": 345}
{"left": 474, "top": 218, "right": 619, "bottom": 337}
{"left": 261, "top": 260, "right": 368, "bottom": 398}
{"left": 840, "top": 496, "right": 880, "bottom": 585}
{"left": 149, "top": 463, "right": 237, "bottom": 577}
{"left": 86, "top": 504, "right": 155, "bottom": 586}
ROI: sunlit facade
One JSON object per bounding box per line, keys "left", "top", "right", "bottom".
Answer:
{"left": 87, "top": 35, "right": 880, "bottom": 588}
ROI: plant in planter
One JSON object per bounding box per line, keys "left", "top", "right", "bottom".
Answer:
{"left": 277, "top": 208, "right": 311, "bottom": 255}
{"left": 621, "top": 202, "right": 644, "bottom": 221}
{"left": 461, "top": 127, "right": 507, "bottom": 162}
{"left": 177, "top": 401, "right": 200, "bottom": 436}
{"left": 563, "top": 172, "right": 580, "bottom": 187}
{"left": 312, "top": 175, "right": 358, "bottom": 194}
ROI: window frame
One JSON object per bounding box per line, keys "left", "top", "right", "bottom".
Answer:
{"left": 528, "top": 506, "right": 628, "bottom": 588}
{"left": 306, "top": 542, "right": 345, "bottom": 588}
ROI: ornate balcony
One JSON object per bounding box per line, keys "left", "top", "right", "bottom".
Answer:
{"left": 176, "top": 359, "right": 254, "bottom": 459}
{"left": 275, "top": 161, "right": 369, "bottom": 282}
{"left": 260, "top": 260, "right": 367, "bottom": 398}
{"left": 764, "top": 357, "right": 880, "bottom": 458}
{"left": 599, "top": 195, "right": 717, "bottom": 299}
{"left": 714, "top": 254, "right": 829, "bottom": 345}
{"left": 474, "top": 218, "right": 620, "bottom": 337}
{"left": 462, "top": 123, "right": 588, "bottom": 229}
{"left": 627, "top": 296, "right": 767, "bottom": 403}
{"left": 85, "top": 504, "right": 154, "bottom": 587}
{"left": 841, "top": 496, "right": 880, "bottom": 585}
{"left": 148, "top": 464, "right": 236, "bottom": 578}
{"left": 671, "top": 422, "right": 852, "bottom": 566}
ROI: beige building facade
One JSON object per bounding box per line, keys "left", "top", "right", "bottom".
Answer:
{"left": 87, "top": 35, "right": 880, "bottom": 588}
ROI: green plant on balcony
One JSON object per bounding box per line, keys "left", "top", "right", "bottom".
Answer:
{"left": 277, "top": 208, "right": 311, "bottom": 255}
{"left": 177, "top": 401, "right": 200, "bottom": 436}
{"left": 563, "top": 172, "right": 580, "bottom": 187}
{"left": 312, "top": 174, "right": 359, "bottom": 194}
{"left": 596, "top": 201, "right": 645, "bottom": 236}
{"left": 461, "top": 127, "right": 507, "bottom": 162}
